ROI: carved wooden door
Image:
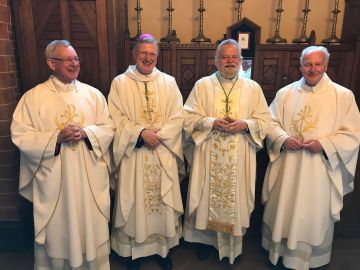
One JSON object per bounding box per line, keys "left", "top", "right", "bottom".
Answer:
{"left": 12, "top": 0, "right": 117, "bottom": 96}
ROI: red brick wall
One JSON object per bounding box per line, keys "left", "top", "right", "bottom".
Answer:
{"left": 0, "top": 0, "right": 22, "bottom": 221}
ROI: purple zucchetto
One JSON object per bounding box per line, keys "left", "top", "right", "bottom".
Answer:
{"left": 134, "top": 33, "right": 158, "bottom": 51}
{"left": 136, "top": 33, "right": 155, "bottom": 42}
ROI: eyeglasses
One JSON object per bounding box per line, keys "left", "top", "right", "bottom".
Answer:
{"left": 50, "top": 57, "right": 81, "bottom": 64}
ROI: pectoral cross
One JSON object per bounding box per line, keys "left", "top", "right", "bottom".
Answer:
{"left": 222, "top": 96, "right": 233, "bottom": 116}
{"left": 217, "top": 73, "right": 238, "bottom": 117}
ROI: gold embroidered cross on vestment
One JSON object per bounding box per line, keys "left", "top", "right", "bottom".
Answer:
{"left": 55, "top": 104, "right": 85, "bottom": 150}
{"left": 290, "top": 105, "right": 318, "bottom": 142}
{"left": 141, "top": 81, "right": 161, "bottom": 129}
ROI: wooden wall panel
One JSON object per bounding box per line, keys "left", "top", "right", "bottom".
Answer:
{"left": 175, "top": 45, "right": 216, "bottom": 100}
{"left": 176, "top": 51, "right": 199, "bottom": 100}
{"left": 32, "top": 0, "right": 58, "bottom": 41}
{"left": 253, "top": 50, "right": 285, "bottom": 103}
{"left": 342, "top": 0, "right": 360, "bottom": 44}
{"left": 286, "top": 52, "right": 302, "bottom": 85}
{"left": 158, "top": 47, "right": 172, "bottom": 76}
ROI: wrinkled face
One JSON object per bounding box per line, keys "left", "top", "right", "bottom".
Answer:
{"left": 300, "top": 51, "right": 327, "bottom": 87}
{"left": 133, "top": 43, "right": 158, "bottom": 75}
{"left": 47, "top": 45, "right": 80, "bottom": 84}
{"left": 216, "top": 44, "right": 241, "bottom": 79}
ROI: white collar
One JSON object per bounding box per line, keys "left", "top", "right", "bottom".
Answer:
{"left": 125, "top": 65, "right": 161, "bottom": 82}
{"left": 300, "top": 73, "right": 329, "bottom": 92}
{"left": 51, "top": 75, "right": 77, "bottom": 92}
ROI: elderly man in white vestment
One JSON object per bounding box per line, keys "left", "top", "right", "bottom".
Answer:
{"left": 11, "top": 40, "right": 115, "bottom": 269}
{"left": 183, "top": 39, "right": 271, "bottom": 264}
{"left": 108, "top": 34, "right": 184, "bottom": 270}
{"left": 262, "top": 46, "right": 360, "bottom": 269}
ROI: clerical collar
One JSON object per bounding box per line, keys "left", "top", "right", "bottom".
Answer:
{"left": 125, "top": 65, "right": 161, "bottom": 82}
{"left": 300, "top": 73, "right": 327, "bottom": 93}
{"left": 134, "top": 66, "right": 156, "bottom": 79}
{"left": 51, "top": 75, "right": 77, "bottom": 92}
{"left": 216, "top": 71, "right": 238, "bottom": 84}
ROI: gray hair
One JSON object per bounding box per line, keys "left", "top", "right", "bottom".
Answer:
{"left": 45, "top": 40, "right": 72, "bottom": 58}
{"left": 215, "top": 39, "right": 242, "bottom": 66}
{"left": 300, "top": 46, "right": 330, "bottom": 65}
{"left": 133, "top": 33, "right": 159, "bottom": 53}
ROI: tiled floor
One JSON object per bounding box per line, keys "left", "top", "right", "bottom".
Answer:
{"left": 1, "top": 230, "right": 359, "bottom": 270}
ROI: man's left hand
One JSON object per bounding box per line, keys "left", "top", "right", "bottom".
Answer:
{"left": 303, "top": 139, "right": 323, "bottom": 153}
{"left": 225, "top": 117, "right": 248, "bottom": 134}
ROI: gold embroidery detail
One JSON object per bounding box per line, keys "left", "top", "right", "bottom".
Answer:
{"left": 137, "top": 82, "right": 164, "bottom": 215}
{"left": 140, "top": 82, "right": 162, "bottom": 129}
{"left": 208, "top": 131, "right": 237, "bottom": 233}
{"left": 208, "top": 220, "right": 234, "bottom": 234}
{"left": 290, "top": 105, "right": 318, "bottom": 142}
{"left": 55, "top": 104, "right": 85, "bottom": 150}
{"left": 143, "top": 152, "right": 164, "bottom": 215}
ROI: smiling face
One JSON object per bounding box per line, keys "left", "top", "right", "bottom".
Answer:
{"left": 215, "top": 44, "right": 241, "bottom": 79}
{"left": 300, "top": 50, "right": 328, "bottom": 87}
{"left": 133, "top": 42, "right": 158, "bottom": 75}
{"left": 47, "top": 45, "right": 80, "bottom": 84}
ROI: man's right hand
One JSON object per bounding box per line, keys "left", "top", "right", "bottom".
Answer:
{"left": 212, "top": 118, "right": 230, "bottom": 132}
{"left": 57, "top": 124, "right": 82, "bottom": 144}
{"left": 282, "top": 136, "right": 303, "bottom": 151}
{"left": 141, "top": 129, "right": 162, "bottom": 149}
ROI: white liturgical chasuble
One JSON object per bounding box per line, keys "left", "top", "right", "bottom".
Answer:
{"left": 183, "top": 72, "right": 270, "bottom": 263}
{"left": 11, "top": 76, "right": 114, "bottom": 269}
{"left": 262, "top": 74, "right": 360, "bottom": 258}
{"left": 108, "top": 66, "right": 184, "bottom": 259}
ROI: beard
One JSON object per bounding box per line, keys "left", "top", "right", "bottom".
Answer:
{"left": 219, "top": 70, "right": 238, "bottom": 80}
{"left": 218, "top": 64, "right": 239, "bottom": 79}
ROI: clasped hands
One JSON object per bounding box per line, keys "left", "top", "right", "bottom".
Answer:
{"left": 57, "top": 124, "right": 86, "bottom": 144}
{"left": 140, "top": 128, "right": 162, "bottom": 149}
{"left": 212, "top": 116, "right": 248, "bottom": 134}
{"left": 282, "top": 136, "right": 323, "bottom": 153}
